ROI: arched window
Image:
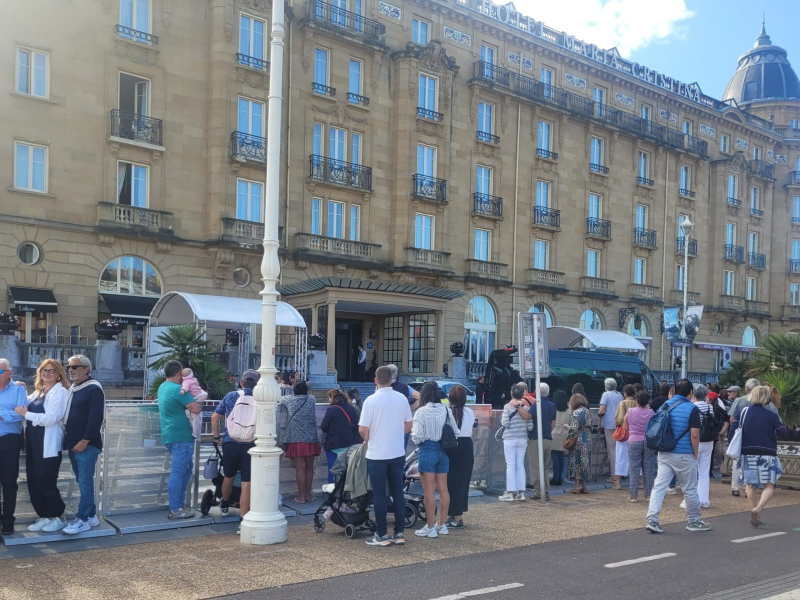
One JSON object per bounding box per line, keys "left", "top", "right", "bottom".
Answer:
{"left": 464, "top": 296, "right": 496, "bottom": 363}
{"left": 99, "top": 256, "right": 162, "bottom": 296}
{"left": 627, "top": 315, "right": 650, "bottom": 365}
{"left": 742, "top": 325, "right": 757, "bottom": 348}
{"left": 579, "top": 308, "right": 603, "bottom": 330}
{"left": 529, "top": 304, "right": 554, "bottom": 328}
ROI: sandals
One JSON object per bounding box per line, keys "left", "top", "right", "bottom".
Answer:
{"left": 580, "top": 489, "right": 588, "bottom": 494}
{"left": 569, "top": 489, "right": 581, "bottom": 494}
{"left": 750, "top": 510, "right": 761, "bottom": 527}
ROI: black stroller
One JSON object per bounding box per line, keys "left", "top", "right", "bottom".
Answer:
{"left": 200, "top": 443, "right": 241, "bottom": 516}
{"left": 402, "top": 447, "right": 425, "bottom": 527}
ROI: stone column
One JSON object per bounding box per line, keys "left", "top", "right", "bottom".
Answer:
{"left": 433, "top": 310, "right": 445, "bottom": 376}
{"left": 326, "top": 301, "right": 337, "bottom": 376}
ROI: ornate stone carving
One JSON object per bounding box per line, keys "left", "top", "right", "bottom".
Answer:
{"left": 155, "top": 241, "right": 172, "bottom": 254}
{"left": 633, "top": 139, "right": 642, "bottom": 169}
{"left": 559, "top": 115, "right": 568, "bottom": 149}
{"left": 465, "top": 281, "right": 476, "bottom": 290}
{"left": 397, "top": 274, "right": 415, "bottom": 285}
{"left": 109, "top": 141, "right": 120, "bottom": 155}
{"left": 434, "top": 278, "right": 449, "bottom": 288}
{"left": 634, "top": 186, "right": 655, "bottom": 200}
{"left": 588, "top": 173, "right": 609, "bottom": 188}
{"left": 408, "top": 75, "right": 416, "bottom": 98}
{"left": 116, "top": 41, "right": 158, "bottom": 66}
{"left": 101, "top": 0, "right": 111, "bottom": 11}
{"left": 371, "top": 51, "right": 381, "bottom": 92}
{"left": 677, "top": 196, "right": 694, "bottom": 209}
{"left": 162, "top": 0, "right": 172, "bottom": 29}
{"left": 501, "top": 97, "right": 510, "bottom": 133}
{"left": 212, "top": 249, "right": 236, "bottom": 287}
{"left": 367, "top": 268, "right": 380, "bottom": 279}
{"left": 345, "top": 109, "right": 367, "bottom": 124}
{"left": 334, "top": 264, "right": 347, "bottom": 274}
{"left": 609, "top": 132, "right": 619, "bottom": 163}
{"left": 417, "top": 40, "right": 455, "bottom": 73}
{"left": 585, "top": 123, "right": 595, "bottom": 158}
{"left": 416, "top": 119, "right": 443, "bottom": 138}
{"left": 476, "top": 142, "right": 500, "bottom": 158}
{"left": 302, "top": 30, "right": 314, "bottom": 73}
{"left": 236, "top": 67, "right": 268, "bottom": 89}
{"left": 296, "top": 260, "right": 309, "bottom": 270}
{"left": 224, "top": 0, "right": 234, "bottom": 42}
{"left": 98, "top": 234, "right": 115, "bottom": 247}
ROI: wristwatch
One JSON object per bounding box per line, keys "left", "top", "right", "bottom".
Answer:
{"left": 213, "top": 436, "right": 221, "bottom": 441}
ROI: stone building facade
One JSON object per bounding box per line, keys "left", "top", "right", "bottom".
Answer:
{"left": 2, "top": 0, "right": 800, "bottom": 381}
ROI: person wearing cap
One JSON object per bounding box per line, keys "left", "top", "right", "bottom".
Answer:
{"left": 727, "top": 386, "right": 741, "bottom": 401}
{"left": 212, "top": 370, "right": 260, "bottom": 521}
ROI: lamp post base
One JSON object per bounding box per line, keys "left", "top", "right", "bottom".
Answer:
{"left": 240, "top": 514, "right": 288, "bottom": 545}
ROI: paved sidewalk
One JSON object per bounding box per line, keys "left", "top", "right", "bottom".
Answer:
{"left": 0, "top": 481, "right": 797, "bottom": 600}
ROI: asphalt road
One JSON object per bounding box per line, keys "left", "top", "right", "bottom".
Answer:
{"left": 215, "top": 505, "right": 800, "bottom": 600}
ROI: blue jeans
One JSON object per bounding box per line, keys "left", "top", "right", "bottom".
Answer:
{"left": 166, "top": 441, "right": 195, "bottom": 512}
{"left": 68, "top": 445, "right": 101, "bottom": 522}
{"left": 418, "top": 440, "right": 449, "bottom": 474}
{"left": 366, "top": 456, "right": 406, "bottom": 537}
{"left": 326, "top": 450, "right": 338, "bottom": 483}
{"left": 551, "top": 450, "right": 566, "bottom": 481}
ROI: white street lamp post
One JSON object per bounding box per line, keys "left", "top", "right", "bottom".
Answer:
{"left": 240, "top": 0, "right": 288, "bottom": 545}
{"left": 680, "top": 217, "right": 694, "bottom": 381}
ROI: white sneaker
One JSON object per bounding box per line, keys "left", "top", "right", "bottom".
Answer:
{"left": 701, "top": 502, "right": 711, "bottom": 509}
{"left": 680, "top": 500, "right": 687, "bottom": 509}
{"left": 63, "top": 519, "right": 91, "bottom": 535}
{"left": 88, "top": 516, "right": 100, "bottom": 528}
{"left": 516, "top": 492, "right": 526, "bottom": 502}
{"left": 27, "top": 518, "right": 49, "bottom": 532}
{"left": 498, "top": 493, "right": 516, "bottom": 502}
{"left": 414, "top": 525, "right": 438, "bottom": 538}
{"left": 436, "top": 524, "right": 449, "bottom": 535}
{"left": 666, "top": 488, "right": 678, "bottom": 495}
{"left": 42, "top": 517, "right": 67, "bottom": 533}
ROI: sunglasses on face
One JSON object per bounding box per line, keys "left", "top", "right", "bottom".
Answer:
{"left": 41, "top": 369, "right": 57, "bottom": 375}
{"left": 67, "top": 365, "right": 86, "bottom": 370}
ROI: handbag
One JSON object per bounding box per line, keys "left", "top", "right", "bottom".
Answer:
{"left": 726, "top": 407, "right": 748, "bottom": 459}
{"left": 439, "top": 408, "right": 458, "bottom": 453}
{"left": 563, "top": 436, "right": 578, "bottom": 451}
{"left": 495, "top": 408, "right": 519, "bottom": 441}
{"left": 612, "top": 425, "right": 629, "bottom": 442}
{"left": 204, "top": 450, "right": 220, "bottom": 480}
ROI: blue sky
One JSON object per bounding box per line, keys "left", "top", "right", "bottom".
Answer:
{"left": 513, "top": 0, "right": 800, "bottom": 100}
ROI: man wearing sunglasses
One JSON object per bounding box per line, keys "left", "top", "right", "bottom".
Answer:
{"left": 0, "top": 358, "right": 27, "bottom": 536}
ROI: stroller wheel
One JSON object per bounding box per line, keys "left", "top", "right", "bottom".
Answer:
{"left": 366, "top": 519, "right": 376, "bottom": 533}
{"left": 344, "top": 524, "right": 356, "bottom": 539}
{"left": 200, "top": 489, "right": 214, "bottom": 516}
{"left": 404, "top": 503, "right": 419, "bottom": 529}
{"left": 314, "top": 521, "right": 325, "bottom": 533}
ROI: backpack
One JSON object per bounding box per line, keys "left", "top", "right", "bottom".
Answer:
{"left": 226, "top": 390, "right": 257, "bottom": 443}
{"left": 645, "top": 398, "right": 691, "bottom": 452}
{"left": 699, "top": 405, "right": 720, "bottom": 443}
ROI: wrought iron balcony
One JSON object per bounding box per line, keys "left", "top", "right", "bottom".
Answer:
{"left": 748, "top": 158, "right": 774, "bottom": 179}
{"left": 465, "top": 259, "right": 509, "bottom": 282}
{"left": 590, "top": 163, "right": 609, "bottom": 174}
{"left": 476, "top": 131, "right": 500, "bottom": 143}
{"left": 750, "top": 207, "right": 764, "bottom": 216}
{"left": 629, "top": 284, "right": 661, "bottom": 304}
{"left": 347, "top": 92, "right": 369, "bottom": 105}
{"left": 308, "top": 155, "right": 372, "bottom": 190}
{"left": 236, "top": 53, "right": 269, "bottom": 70}
{"left": 679, "top": 188, "right": 695, "bottom": 198}
{"left": 536, "top": 148, "right": 558, "bottom": 160}
{"left": 580, "top": 276, "right": 617, "bottom": 299}
{"left": 110, "top": 109, "right": 163, "bottom": 146}
{"left": 313, "top": 0, "right": 385, "bottom": 40}
{"left": 637, "top": 176, "right": 654, "bottom": 186}
{"left": 474, "top": 61, "right": 511, "bottom": 86}
{"left": 793, "top": 217, "right": 800, "bottom": 224}
{"left": 686, "top": 134, "right": 707, "bottom": 156}
{"left": 676, "top": 237, "right": 698, "bottom": 256}
{"left": 412, "top": 174, "right": 447, "bottom": 202}
{"left": 313, "top": 82, "right": 336, "bottom": 96}
{"left": 532, "top": 206, "right": 560, "bottom": 228}
{"left": 727, "top": 197, "right": 742, "bottom": 206}
{"left": 230, "top": 131, "right": 267, "bottom": 163}
{"left": 748, "top": 252, "right": 766, "bottom": 270}
{"left": 724, "top": 244, "right": 745, "bottom": 263}
{"left": 790, "top": 171, "right": 800, "bottom": 185}
{"left": 473, "top": 193, "right": 503, "bottom": 217}
{"left": 96, "top": 201, "right": 173, "bottom": 234}
{"left": 746, "top": 300, "right": 770, "bottom": 317}
{"left": 528, "top": 269, "right": 567, "bottom": 292}
{"left": 116, "top": 24, "right": 158, "bottom": 44}
{"left": 586, "top": 217, "right": 611, "bottom": 238}
{"left": 633, "top": 227, "right": 657, "bottom": 248}
{"left": 791, "top": 259, "right": 800, "bottom": 274}
{"left": 221, "top": 217, "right": 265, "bottom": 246}
{"left": 417, "top": 107, "right": 443, "bottom": 121}
{"left": 297, "top": 233, "right": 380, "bottom": 260}
{"left": 404, "top": 247, "right": 451, "bottom": 270}
{"left": 782, "top": 305, "right": 800, "bottom": 320}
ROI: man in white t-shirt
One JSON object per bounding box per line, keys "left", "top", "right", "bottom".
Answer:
{"left": 359, "top": 365, "right": 412, "bottom": 547}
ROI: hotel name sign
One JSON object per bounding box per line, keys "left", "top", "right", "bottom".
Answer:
{"left": 468, "top": 0, "right": 703, "bottom": 103}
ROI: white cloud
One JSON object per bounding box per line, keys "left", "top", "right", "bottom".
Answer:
{"left": 510, "top": 0, "right": 694, "bottom": 58}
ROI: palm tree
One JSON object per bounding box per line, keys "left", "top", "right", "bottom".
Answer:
{"left": 761, "top": 371, "right": 800, "bottom": 429}
{"left": 719, "top": 359, "right": 749, "bottom": 389}
{"left": 747, "top": 333, "right": 800, "bottom": 378}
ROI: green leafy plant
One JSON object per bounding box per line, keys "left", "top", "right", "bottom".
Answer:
{"left": 747, "top": 334, "right": 800, "bottom": 378}
{"left": 147, "top": 325, "right": 234, "bottom": 400}
{"left": 761, "top": 371, "right": 800, "bottom": 429}
{"left": 718, "top": 359, "right": 749, "bottom": 389}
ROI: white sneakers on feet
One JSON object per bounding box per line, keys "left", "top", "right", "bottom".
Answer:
{"left": 679, "top": 500, "right": 711, "bottom": 509}
{"left": 498, "top": 492, "right": 515, "bottom": 502}
{"left": 63, "top": 519, "right": 91, "bottom": 535}
{"left": 42, "top": 517, "right": 67, "bottom": 533}
{"left": 436, "top": 523, "right": 449, "bottom": 535}
{"left": 414, "top": 524, "right": 438, "bottom": 538}
{"left": 516, "top": 492, "right": 526, "bottom": 502}
{"left": 27, "top": 518, "right": 49, "bottom": 532}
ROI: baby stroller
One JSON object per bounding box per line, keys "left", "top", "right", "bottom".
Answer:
{"left": 402, "top": 447, "right": 425, "bottom": 527}
{"left": 200, "top": 443, "right": 241, "bottom": 516}
{"left": 314, "top": 444, "right": 376, "bottom": 538}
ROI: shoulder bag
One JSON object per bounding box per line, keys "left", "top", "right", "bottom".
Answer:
{"left": 726, "top": 406, "right": 749, "bottom": 459}
{"left": 495, "top": 408, "right": 518, "bottom": 442}
{"left": 563, "top": 408, "right": 585, "bottom": 451}
{"left": 439, "top": 407, "right": 458, "bottom": 453}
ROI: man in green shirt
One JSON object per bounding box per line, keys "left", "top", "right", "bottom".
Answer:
{"left": 158, "top": 360, "right": 202, "bottom": 519}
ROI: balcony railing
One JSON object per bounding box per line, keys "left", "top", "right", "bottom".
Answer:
{"left": 719, "top": 295, "right": 746, "bottom": 312}
{"left": 474, "top": 61, "right": 511, "bottom": 86}
{"left": 465, "top": 259, "right": 509, "bottom": 281}
{"left": 679, "top": 188, "right": 695, "bottom": 198}
{"left": 676, "top": 237, "right": 698, "bottom": 256}
{"left": 783, "top": 305, "right": 800, "bottom": 320}
{"left": 590, "top": 163, "right": 609, "bottom": 174}
{"left": 236, "top": 53, "right": 269, "bottom": 70}
{"left": 308, "top": 155, "right": 372, "bottom": 190}
{"left": 412, "top": 174, "right": 447, "bottom": 202}
{"left": 221, "top": 217, "right": 264, "bottom": 243}
{"left": 724, "top": 244, "right": 745, "bottom": 263}
{"left": 110, "top": 109, "right": 163, "bottom": 146}
{"left": 532, "top": 206, "right": 560, "bottom": 228}
{"left": 405, "top": 247, "right": 451, "bottom": 269}
{"left": 536, "top": 148, "right": 558, "bottom": 160}
{"left": 476, "top": 130, "right": 500, "bottom": 143}
{"left": 347, "top": 92, "right": 369, "bottom": 105}
{"left": 748, "top": 252, "right": 767, "bottom": 270}
{"left": 746, "top": 300, "right": 770, "bottom": 316}
{"left": 586, "top": 217, "right": 611, "bottom": 238}
{"left": 417, "top": 107, "right": 443, "bottom": 121}
{"left": 580, "top": 276, "right": 617, "bottom": 298}
{"left": 672, "top": 290, "right": 700, "bottom": 306}
{"left": 790, "top": 259, "right": 800, "bottom": 274}
{"left": 727, "top": 197, "right": 742, "bottom": 206}
{"left": 312, "top": 82, "right": 336, "bottom": 96}
{"left": 749, "top": 159, "right": 774, "bottom": 179}
{"left": 633, "top": 227, "right": 657, "bottom": 248}
{"left": 116, "top": 24, "right": 158, "bottom": 44}
{"left": 686, "top": 135, "right": 706, "bottom": 155}
{"left": 230, "top": 131, "right": 267, "bottom": 162}
{"left": 97, "top": 201, "right": 173, "bottom": 233}
{"left": 790, "top": 171, "right": 800, "bottom": 185}
{"left": 750, "top": 208, "right": 764, "bottom": 216}
{"left": 629, "top": 284, "right": 661, "bottom": 303}
{"left": 637, "top": 176, "right": 654, "bottom": 186}
{"left": 775, "top": 127, "right": 800, "bottom": 139}
{"left": 297, "top": 233, "right": 380, "bottom": 260}
{"left": 313, "top": 0, "right": 384, "bottom": 40}
{"left": 528, "top": 269, "right": 566, "bottom": 291}
{"left": 473, "top": 193, "right": 503, "bottom": 217}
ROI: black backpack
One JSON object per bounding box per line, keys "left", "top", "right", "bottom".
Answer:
{"left": 699, "top": 406, "right": 720, "bottom": 443}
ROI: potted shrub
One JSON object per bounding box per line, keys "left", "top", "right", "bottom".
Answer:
{"left": 95, "top": 318, "right": 122, "bottom": 341}
{"left": 0, "top": 313, "right": 18, "bottom": 335}
{"left": 309, "top": 332, "right": 326, "bottom": 350}
{"left": 450, "top": 342, "right": 465, "bottom": 357}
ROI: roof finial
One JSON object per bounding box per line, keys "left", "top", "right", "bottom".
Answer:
{"left": 755, "top": 16, "right": 771, "bottom": 47}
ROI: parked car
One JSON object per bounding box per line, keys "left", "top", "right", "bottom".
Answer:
{"left": 408, "top": 380, "right": 477, "bottom": 403}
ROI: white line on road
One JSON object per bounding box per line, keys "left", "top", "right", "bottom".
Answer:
{"left": 604, "top": 553, "right": 677, "bottom": 568}
{"left": 428, "top": 583, "right": 525, "bottom": 600}
{"left": 731, "top": 531, "right": 787, "bottom": 544}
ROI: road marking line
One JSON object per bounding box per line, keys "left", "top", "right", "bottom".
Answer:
{"left": 604, "top": 553, "right": 677, "bottom": 568}
{"left": 428, "top": 583, "right": 525, "bottom": 600}
{"left": 731, "top": 531, "right": 787, "bottom": 543}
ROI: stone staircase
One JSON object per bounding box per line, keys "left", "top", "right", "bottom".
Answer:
{"left": 338, "top": 381, "right": 376, "bottom": 401}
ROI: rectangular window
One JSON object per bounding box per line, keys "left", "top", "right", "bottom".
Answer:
{"left": 120, "top": 0, "right": 150, "bottom": 36}
{"left": 794, "top": 196, "right": 800, "bottom": 221}
{"left": 348, "top": 59, "right": 362, "bottom": 99}
{"left": 638, "top": 151, "right": 650, "bottom": 179}
{"left": 682, "top": 120, "right": 693, "bottom": 136}
{"left": 480, "top": 45, "right": 495, "bottom": 65}
{"left": 634, "top": 257, "right": 646, "bottom": 284}
{"left": 541, "top": 67, "right": 553, "bottom": 98}
{"left": 415, "top": 213, "right": 434, "bottom": 249}
{"left": 680, "top": 164, "right": 690, "bottom": 190}
{"left": 635, "top": 204, "right": 647, "bottom": 229}
{"left": 238, "top": 97, "right": 264, "bottom": 136}
{"left": 726, "top": 222, "right": 737, "bottom": 245}
{"left": 408, "top": 313, "right": 435, "bottom": 373}
{"left": 349, "top": 204, "right": 360, "bottom": 241}
{"left": 314, "top": 48, "right": 328, "bottom": 86}
{"left": 535, "top": 180, "right": 550, "bottom": 208}
{"left": 239, "top": 14, "right": 266, "bottom": 63}
{"left": 476, "top": 165, "right": 492, "bottom": 195}
{"left": 587, "top": 249, "right": 599, "bottom": 278}
{"left": 418, "top": 74, "right": 437, "bottom": 111}
{"left": 537, "top": 121, "right": 552, "bottom": 151}
{"left": 311, "top": 197, "right": 321, "bottom": 234}
{"left": 119, "top": 72, "right": 149, "bottom": 117}
{"left": 474, "top": 228, "right": 491, "bottom": 261}
{"left": 329, "top": 127, "right": 346, "bottom": 162}
{"left": 417, "top": 144, "right": 436, "bottom": 177}
{"left": 116, "top": 160, "right": 148, "bottom": 207}
{"left": 791, "top": 284, "right": 800, "bottom": 306}
{"left": 534, "top": 239, "right": 548, "bottom": 270}
{"left": 351, "top": 132, "right": 361, "bottom": 165}
{"left": 590, "top": 137, "right": 604, "bottom": 166}
{"left": 724, "top": 270, "right": 735, "bottom": 295}
{"left": 14, "top": 142, "right": 47, "bottom": 192}
{"left": 236, "top": 178, "right": 263, "bottom": 222}
{"left": 749, "top": 231, "right": 759, "bottom": 253}
{"left": 327, "top": 201, "right": 344, "bottom": 238}
{"left": 383, "top": 316, "right": 403, "bottom": 365}
{"left": 753, "top": 146, "right": 762, "bottom": 160}
{"left": 641, "top": 104, "right": 651, "bottom": 121}
{"left": 588, "top": 193, "right": 602, "bottom": 219}
{"left": 412, "top": 18, "right": 429, "bottom": 45}
{"left": 728, "top": 174, "right": 738, "bottom": 199}
{"left": 593, "top": 87, "right": 605, "bottom": 117}
{"left": 747, "top": 277, "right": 757, "bottom": 301}
{"left": 791, "top": 119, "right": 800, "bottom": 129}
{"left": 750, "top": 187, "right": 760, "bottom": 211}
{"left": 313, "top": 122, "right": 323, "bottom": 156}
{"left": 478, "top": 102, "right": 494, "bottom": 135}
{"left": 16, "top": 47, "right": 48, "bottom": 98}
{"left": 677, "top": 264, "right": 685, "bottom": 291}
{"left": 792, "top": 239, "right": 800, "bottom": 261}
{"left": 720, "top": 134, "right": 730, "bottom": 153}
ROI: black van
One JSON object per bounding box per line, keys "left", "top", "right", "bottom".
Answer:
{"left": 484, "top": 347, "right": 659, "bottom": 408}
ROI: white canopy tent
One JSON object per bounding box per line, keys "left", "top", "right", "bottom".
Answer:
{"left": 547, "top": 327, "right": 646, "bottom": 352}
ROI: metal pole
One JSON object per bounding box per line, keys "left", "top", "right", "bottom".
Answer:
{"left": 532, "top": 316, "right": 545, "bottom": 503}
{"left": 681, "top": 228, "right": 689, "bottom": 381}
{"left": 240, "top": 0, "right": 288, "bottom": 545}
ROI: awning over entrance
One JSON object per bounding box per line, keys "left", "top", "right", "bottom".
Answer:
{"left": 149, "top": 292, "right": 307, "bottom": 329}
{"left": 547, "top": 327, "right": 646, "bottom": 351}
{"left": 100, "top": 293, "right": 159, "bottom": 327}
{"left": 8, "top": 287, "right": 58, "bottom": 315}
{"left": 278, "top": 277, "right": 465, "bottom": 301}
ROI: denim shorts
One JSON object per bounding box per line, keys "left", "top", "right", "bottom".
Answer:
{"left": 417, "top": 440, "right": 449, "bottom": 474}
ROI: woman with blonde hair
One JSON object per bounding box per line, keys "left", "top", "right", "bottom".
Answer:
{"left": 13, "top": 359, "right": 69, "bottom": 532}
{"left": 564, "top": 394, "right": 592, "bottom": 494}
